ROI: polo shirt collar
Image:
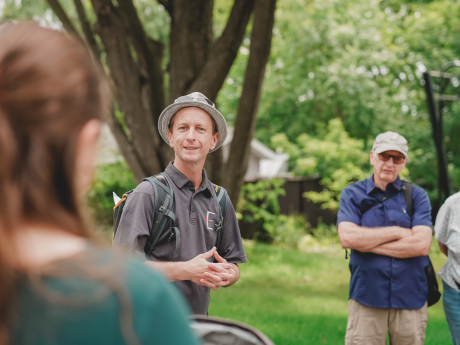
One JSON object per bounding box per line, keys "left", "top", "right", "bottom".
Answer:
{"left": 366, "top": 174, "right": 402, "bottom": 194}
{"left": 165, "top": 161, "right": 213, "bottom": 195}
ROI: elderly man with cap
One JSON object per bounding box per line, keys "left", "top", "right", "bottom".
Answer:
{"left": 113, "top": 92, "right": 247, "bottom": 315}
{"left": 337, "top": 131, "right": 433, "bottom": 345}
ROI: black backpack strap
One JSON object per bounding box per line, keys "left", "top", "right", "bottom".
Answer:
{"left": 401, "top": 180, "right": 413, "bottom": 217}
{"left": 168, "top": 227, "right": 181, "bottom": 260}
{"left": 142, "top": 173, "right": 178, "bottom": 258}
{"left": 361, "top": 189, "right": 400, "bottom": 215}
{"left": 212, "top": 184, "right": 228, "bottom": 251}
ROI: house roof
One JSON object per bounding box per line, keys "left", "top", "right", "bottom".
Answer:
{"left": 223, "top": 128, "right": 289, "bottom": 161}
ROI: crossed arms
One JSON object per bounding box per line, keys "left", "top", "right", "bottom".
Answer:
{"left": 338, "top": 222, "right": 432, "bottom": 258}
{"left": 145, "top": 247, "right": 240, "bottom": 290}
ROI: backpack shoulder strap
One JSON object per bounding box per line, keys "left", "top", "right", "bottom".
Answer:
{"left": 212, "top": 183, "right": 228, "bottom": 252}
{"left": 401, "top": 180, "right": 413, "bottom": 217}
{"left": 142, "top": 173, "right": 177, "bottom": 257}
{"left": 214, "top": 184, "right": 228, "bottom": 220}
{"left": 361, "top": 188, "right": 400, "bottom": 215}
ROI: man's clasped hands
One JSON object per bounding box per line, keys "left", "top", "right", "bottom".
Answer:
{"left": 184, "top": 247, "right": 240, "bottom": 290}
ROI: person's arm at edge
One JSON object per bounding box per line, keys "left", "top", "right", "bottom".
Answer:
{"left": 338, "top": 221, "right": 413, "bottom": 252}
{"left": 438, "top": 242, "right": 448, "bottom": 256}
{"left": 435, "top": 197, "right": 451, "bottom": 257}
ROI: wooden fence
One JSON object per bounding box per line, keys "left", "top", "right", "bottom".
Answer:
{"left": 239, "top": 177, "right": 337, "bottom": 239}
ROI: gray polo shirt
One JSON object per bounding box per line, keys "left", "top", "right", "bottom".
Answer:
{"left": 113, "top": 162, "right": 247, "bottom": 314}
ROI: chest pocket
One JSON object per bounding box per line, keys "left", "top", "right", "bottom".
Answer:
{"left": 396, "top": 203, "right": 412, "bottom": 229}
{"left": 361, "top": 200, "right": 412, "bottom": 229}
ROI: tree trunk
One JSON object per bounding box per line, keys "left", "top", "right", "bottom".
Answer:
{"left": 224, "top": 0, "right": 277, "bottom": 204}
{"left": 168, "top": 0, "right": 253, "bottom": 183}
{"left": 91, "top": 0, "right": 166, "bottom": 180}
{"left": 169, "top": 0, "right": 214, "bottom": 101}
{"left": 48, "top": 0, "right": 271, "bottom": 195}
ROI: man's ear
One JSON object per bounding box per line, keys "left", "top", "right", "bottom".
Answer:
{"left": 209, "top": 132, "right": 219, "bottom": 151}
{"left": 167, "top": 129, "right": 174, "bottom": 148}
{"left": 370, "top": 150, "right": 375, "bottom": 166}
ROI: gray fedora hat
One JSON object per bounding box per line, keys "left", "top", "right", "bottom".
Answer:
{"left": 158, "top": 92, "right": 227, "bottom": 152}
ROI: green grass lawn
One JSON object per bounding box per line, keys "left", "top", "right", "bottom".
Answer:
{"left": 208, "top": 241, "right": 452, "bottom": 345}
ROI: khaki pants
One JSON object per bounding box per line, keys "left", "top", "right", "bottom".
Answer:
{"left": 345, "top": 298, "right": 428, "bottom": 345}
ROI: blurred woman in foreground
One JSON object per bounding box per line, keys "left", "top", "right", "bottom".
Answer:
{"left": 0, "top": 23, "right": 199, "bottom": 345}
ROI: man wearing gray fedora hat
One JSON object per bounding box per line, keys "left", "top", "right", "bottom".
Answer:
{"left": 113, "top": 92, "right": 247, "bottom": 315}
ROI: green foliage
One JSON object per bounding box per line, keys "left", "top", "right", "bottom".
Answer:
{"left": 217, "top": 0, "right": 460, "bottom": 205}
{"left": 237, "top": 178, "right": 286, "bottom": 241}
{"left": 86, "top": 161, "right": 137, "bottom": 225}
{"left": 6, "top": 0, "right": 460, "bottom": 207}
{"left": 298, "top": 222, "right": 341, "bottom": 253}
{"left": 271, "top": 214, "right": 308, "bottom": 249}
{"left": 274, "top": 118, "right": 375, "bottom": 210}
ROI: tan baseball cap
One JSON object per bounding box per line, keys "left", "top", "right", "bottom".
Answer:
{"left": 372, "top": 131, "right": 408, "bottom": 156}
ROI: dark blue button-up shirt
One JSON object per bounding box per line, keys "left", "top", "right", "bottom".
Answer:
{"left": 337, "top": 175, "right": 432, "bottom": 309}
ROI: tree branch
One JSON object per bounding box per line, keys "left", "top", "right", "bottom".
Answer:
{"left": 92, "top": 0, "right": 166, "bottom": 174}
{"left": 188, "top": 0, "right": 255, "bottom": 101}
{"left": 73, "top": 0, "right": 100, "bottom": 62}
{"left": 168, "top": 0, "right": 214, "bottom": 101}
{"left": 224, "top": 0, "right": 277, "bottom": 204}
{"left": 118, "top": 0, "right": 166, "bottom": 122}
{"left": 45, "top": 0, "right": 83, "bottom": 43}
{"left": 107, "top": 110, "right": 146, "bottom": 181}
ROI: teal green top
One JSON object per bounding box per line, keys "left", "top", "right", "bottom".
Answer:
{"left": 11, "top": 246, "right": 200, "bottom": 345}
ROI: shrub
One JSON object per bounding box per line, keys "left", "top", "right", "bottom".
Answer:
{"left": 86, "top": 161, "right": 137, "bottom": 226}
{"left": 272, "top": 118, "right": 410, "bottom": 211}
{"left": 237, "top": 178, "right": 287, "bottom": 242}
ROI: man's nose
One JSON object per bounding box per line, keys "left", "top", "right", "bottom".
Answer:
{"left": 186, "top": 128, "right": 196, "bottom": 141}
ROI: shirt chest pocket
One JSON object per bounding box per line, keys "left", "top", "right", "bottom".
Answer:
{"left": 385, "top": 200, "right": 412, "bottom": 229}
{"left": 395, "top": 204, "right": 412, "bottom": 229}
{"left": 361, "top": 202, "right": 412, "bottom": 229}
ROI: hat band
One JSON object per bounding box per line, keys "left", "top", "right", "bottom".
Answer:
{"left": 174, "top": 95, "right": 215, "bottom": 107}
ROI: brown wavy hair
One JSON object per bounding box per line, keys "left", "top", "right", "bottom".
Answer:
{"left": 0, "top": 22, "right": 110, "bottom": 343}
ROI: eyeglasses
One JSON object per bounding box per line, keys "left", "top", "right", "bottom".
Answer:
{"left": 378, "top": 153, "right": 406, "bottom": 164}
{"left": 174, "top": 95, "right": 215, "bottom": 108}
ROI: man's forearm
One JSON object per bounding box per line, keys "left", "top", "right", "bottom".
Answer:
{"left": 144, "top": 260, "right": 190, "bottom": 282}
{"left": 338, "top": 222, "right": 412, "bottom": 252}
{"left": 369, "top": 226, "right": 432, "bottom": 258}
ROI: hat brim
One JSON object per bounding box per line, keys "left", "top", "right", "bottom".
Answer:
{"left": 373, "top": 144, "right": 408, "bottom": 156}
{"left": 158, "top": 102, "right": 227, "bottom": 152}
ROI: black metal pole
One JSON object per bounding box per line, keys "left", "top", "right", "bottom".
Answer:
{"left": 423, "top": 72, "right": 452, "bottom": 203}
